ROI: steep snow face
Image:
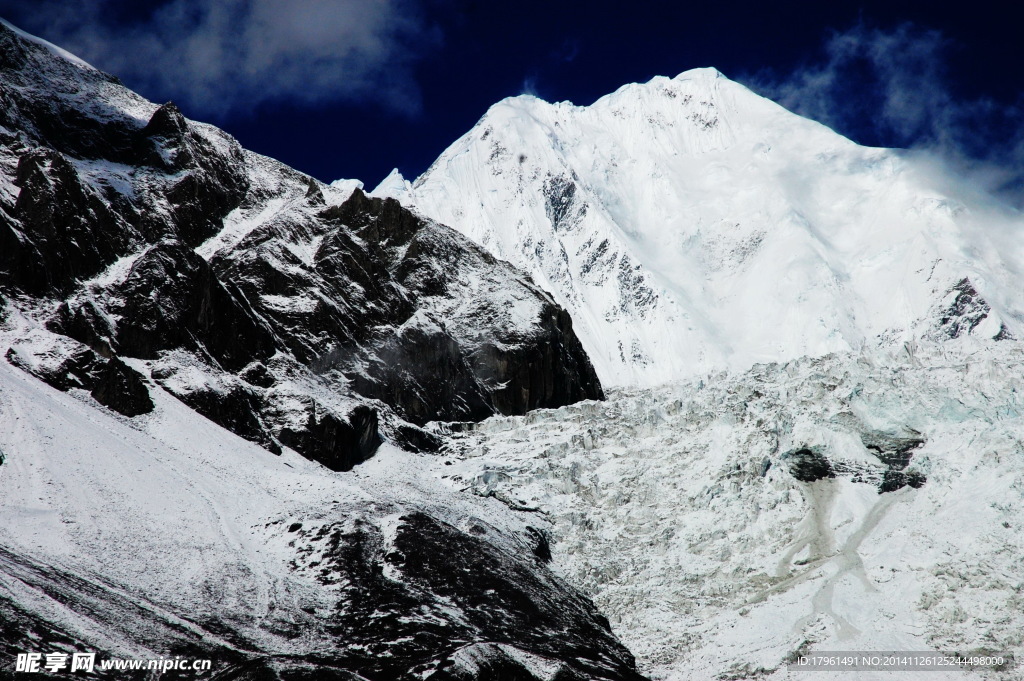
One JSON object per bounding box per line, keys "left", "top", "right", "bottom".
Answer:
{"left": 383, "top": 68, "right": 1024, "bottom": 386}
{"left": 441, "top": 340, "right": 1024, "bottom": 679}
{"left": 0, "top": 334, "right": 641, "bottom": 681}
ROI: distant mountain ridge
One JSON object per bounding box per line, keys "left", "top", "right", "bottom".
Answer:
{"left": 377, "top": 67, "right": 1022, "bottom": 386}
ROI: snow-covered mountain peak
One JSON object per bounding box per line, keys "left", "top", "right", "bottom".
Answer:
{"left": 674, "top": 65, "right": 724, "bottom": 80}
{"left": 381, "top": 68, "right": 1023, "bottom": 387}
{"left": 369, "top": 167, "right": 412, "bottom": 199}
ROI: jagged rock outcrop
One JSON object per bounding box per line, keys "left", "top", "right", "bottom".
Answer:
{"left": 0, "top": 21, "right": 603, "bottom": 472}
{"left": 5, "top": 147, "right": 138, "bottom": 294}
{"left": 781, "top": 446, "right": 835, "bottom": 483}
{"left": 90, "top": 356, "right": 154, "bottom": 416}
{"left": 104, "top": 242, "right": 277, "bottom": 370}
{"left": 264, "top": 511, "right": 644, "bottom": 680}
{"left": 0, "top": 27, "right": 247, "bottom": 296}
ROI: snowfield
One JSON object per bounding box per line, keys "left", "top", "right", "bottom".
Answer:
{"left": 439, "top": 340, "right": 1024, "bottom": 679}
{"left": 0, "top": 318, "right": 569, "bottom": 664}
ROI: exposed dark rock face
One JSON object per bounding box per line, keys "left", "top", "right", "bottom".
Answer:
{"left": 276, "top": 404, "right": 381, "bottom": 472}
{"left": 0, "top": 21, "right": 602, "bottom": 470}
{"left": 216, "top": 189, "right": 605, "bottom": 427}
{"left": 139, "top": 101, "right": 249, "bottom": 247}
{"left": 90, "top": 356, "right": 154, "bottom": 417}
{"left": 0, "top": 29, "right": 144, "bottom": 166}
{"left": 5, "top": 335, "right": 153, "bottom": 417}
{"left": 473, "top": 306, "right": 604, "bottom": 416}
{"left": 346, "top": 312, "right": 493, "bottom": 424}
{"left": 390, "top": 422, "right": 444, "bottom": 453}
{"left": 526, "top": 526, "right": 553, "bottom": 563}
{"left": 48, "top": 299, "right": 116, "bottom": 357}
{"left": 862, "top": 431, "right": 928, "bottom": 493}
{"left": 937, "top": 277, "right": 1003, "bottom": 340}
{"left": 238, "top": 361, "right": 275, "bottom": 388}
{"left": 783, "top": 433, "right": 928, "bottom": 494}
{"left": 0, "top": 28, "right": 247, "bottom": 296}
{"left": 6, "top": 147, "right": 138, "bottom": 295}
{"left": 781, "top": 447, "right": 834, "bottom": 482}
{"left": 270, "top": 511, "right": 645, "bottom": 681}
{"left": 861, "top": 432, "right": 925, "bottom": 470}
{"left": 878, "top": 469, "right": 927, "bottom": 494}
{"left": 109, "top": 243, "right": 277, "bottom": 371}
{"left": 5, "top": 334, "right": 103, "bottom": 392}
{"left": 543, "top": 173, "right": 587, "bottom": 233}
{"left": 158, "top": 378, "right": 277, "bottom": 451}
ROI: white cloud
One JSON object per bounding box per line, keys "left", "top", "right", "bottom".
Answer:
{"left": 5, "top": 0, "right": 438, "bottom": 118}
{"left": 742, "top": 23, "right": 1024, "bottom": 206}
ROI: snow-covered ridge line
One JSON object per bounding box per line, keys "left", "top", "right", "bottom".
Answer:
{"left": 0, "top": 18, "right": 95, "bottom": 70}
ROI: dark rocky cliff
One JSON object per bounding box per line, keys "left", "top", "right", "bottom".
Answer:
{"left": 0, "top": 21, "right": 603, "bottom": 470}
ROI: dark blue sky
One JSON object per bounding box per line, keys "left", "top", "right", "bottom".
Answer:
{"left": 3, "top": 1, "right": 1022, "bottom": 191}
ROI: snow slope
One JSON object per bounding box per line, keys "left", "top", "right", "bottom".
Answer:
{"left": 0, "top": 312, "right": 639, "bottom": 679}
{"left": 380, "top": 68, "right": 1024, "bottom": 386}
{"left": 441, "top": 340, "right": 1024, "bottom": 679}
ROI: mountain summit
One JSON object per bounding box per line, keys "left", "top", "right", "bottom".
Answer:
{"left": 380, "top": 67, "right": 1022, "bottom": 386}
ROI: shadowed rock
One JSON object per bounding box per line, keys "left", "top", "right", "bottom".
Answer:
{"left": 781, "top": 447, "right": 835, "bottom": 483}
{"left": 277, "top": 405, "right": 381, "bottom": 472}
{"left": 90, "top": 356, "right": 154, "bottom": 417}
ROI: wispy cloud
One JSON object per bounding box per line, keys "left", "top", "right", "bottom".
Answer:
{"left": 555, "top": 38, "right": 579, "bottom": 63}
{"left": 742, "top": 23, "right": 1024, "bottom": 206}
{"left": 520, "top": 75, "right": 540, "bottom": 97}
{"left": 0, "top": 0, "right": 439, "bottom": 118}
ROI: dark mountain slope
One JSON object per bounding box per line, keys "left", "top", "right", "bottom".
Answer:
{"left": 0, "top": 21, "right": 602, "bottom": 469}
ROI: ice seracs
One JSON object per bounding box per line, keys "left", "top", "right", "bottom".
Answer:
{"left": 379, "top": 67, "right": 1024, "bottom": 387}
{"left": 442, "top": 342, "right": 1024, "bottom": 679}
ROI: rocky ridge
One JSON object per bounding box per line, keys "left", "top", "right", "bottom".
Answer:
{"left": 0, "top": 20, "right": 635, "bottom": 681}
{"left": 0, "top": 20, "right": 602, "bottom": 469}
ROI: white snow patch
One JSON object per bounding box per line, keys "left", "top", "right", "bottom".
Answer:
{"left": 196, "top": 197, "right": 291, "bottom": 259}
